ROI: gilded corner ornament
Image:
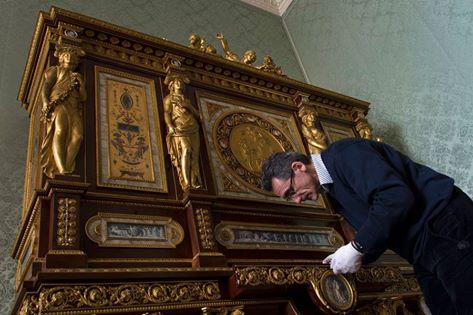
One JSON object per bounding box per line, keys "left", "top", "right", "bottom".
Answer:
{"left": 256, "top": 55, "right": 285, "bottom": 76}
{"left": 163, "top": 73, "right": 202, "bottom": 190}
{"left": 40, "top": 42, "right": 86, "bottom": 178}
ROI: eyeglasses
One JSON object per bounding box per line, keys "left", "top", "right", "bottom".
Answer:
{"left": 283, "top": 170, "right": 296, "bottom": 201}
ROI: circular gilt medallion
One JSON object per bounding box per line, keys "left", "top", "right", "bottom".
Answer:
{"left": 313, "top": 270, "right": 357, "bottom": 313}
{"left": 214, "top": 111, "right": 294, "bottom": 193}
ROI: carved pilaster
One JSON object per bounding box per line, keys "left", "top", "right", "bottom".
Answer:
{"left": 196, "top": 208, "right": 216, "bottom": 250}
{"left": 56, "top": 198, "right": 78, "bottom": 247}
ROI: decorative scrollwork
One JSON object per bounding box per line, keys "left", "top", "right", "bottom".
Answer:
{"left": 36, "top": 281, "right": 220, "bottom": 312}
{"left": 355, "top": 266, "right": 403, "bottom": 283}
{"left": 235, "top": 266, "right": 324, "bottom": 287}
{"left": 19, "top": 295, "right": 39, "bottom": 315}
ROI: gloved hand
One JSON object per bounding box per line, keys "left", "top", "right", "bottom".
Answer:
{"left": 322, "top": 242, "right": 363, "bottom": 274}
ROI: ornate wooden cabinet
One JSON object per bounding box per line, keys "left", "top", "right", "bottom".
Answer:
{"left": 12, "top": 7, "right": 424, "bottom": 315}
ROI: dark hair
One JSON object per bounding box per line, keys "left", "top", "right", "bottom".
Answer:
{"left": 260, "top": 152, "right": 311, "bottom": 192}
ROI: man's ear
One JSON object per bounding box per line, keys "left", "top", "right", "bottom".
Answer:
{"left": 291, "top": 161, "right": 307, "bottom": 173}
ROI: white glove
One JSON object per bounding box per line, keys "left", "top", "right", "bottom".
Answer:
{"left": 322, "top": 242, "right": 363, "bottom": 274}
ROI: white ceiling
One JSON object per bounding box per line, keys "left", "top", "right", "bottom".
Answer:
{"left": 240, "top": 0, "right": 294, "bottom": 16}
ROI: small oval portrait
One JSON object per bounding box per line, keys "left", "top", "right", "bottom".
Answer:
{"left": 316, "top": 270, "right": 356, "bottom": 313}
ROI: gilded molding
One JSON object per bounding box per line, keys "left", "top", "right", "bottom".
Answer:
{"left": 202, "top": 305, "right": 245, "bottom": 315}
{"left": 21, "top": 281, "right": 220, "bottom": 313}
{"left": 235, "top": 265, "right": 325, "bottom": 287}
{"left": 20, "top": 7, "right": 371, "bottom": 115}
{"left": 18, "top": 11, "right": 46, "bottom": 105}
{"left": 85, "top": 212, "right": 184, "bottom": 248}
{"left": 87, "top": 258, "right": 192, "bottom": 263}
{"left": 355, "top": 297, "right": 414, "bottom": 315}
{"left": 189, "top": 69, "right": 293, "bottom": 106}
{"left": 355, "top": 266, "right": 403, "bottom": 283}
{"left": 17, "top": 297, "right": 292, "bottom": 315}
{"left": 195, "top": 208, "right": 216, "bottom": 249}
{"left": 47, "top": 267, "right": 232, "bottom": 273}
{"left": 13, "top": 197, "right": 43, "bottom": 260}
{"left": 47, "top": 250, "right": 86, "bottom": 255}
{"left": 56, "top": 198, "right": 79, "bottom": 247}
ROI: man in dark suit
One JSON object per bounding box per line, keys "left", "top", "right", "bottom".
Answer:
{"left": 261, "top": 138, "right": 473, "bottom": 314}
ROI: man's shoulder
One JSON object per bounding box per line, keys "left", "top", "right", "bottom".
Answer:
{"left": 325, "top": 138, "right": 368, "bottom": 153}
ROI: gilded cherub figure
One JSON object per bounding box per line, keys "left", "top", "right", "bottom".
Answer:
{"left": 188, "top": 33, "right": 217, "bottom": 54}
{"left": 216, "top": 33, "right": 256, "bottom": 65}
{"left": 163, "top": 74, "right": 202, "bottom": 190}
{"left": 40, "top": 43, "right": 86, "bottom": 178}
{"left": 299, "top": 108, "right": 327, "bottom": 154}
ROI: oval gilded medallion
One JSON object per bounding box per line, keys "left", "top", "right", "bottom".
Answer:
{"left": 214, "top": 111, "right": 294, "bottom": 193}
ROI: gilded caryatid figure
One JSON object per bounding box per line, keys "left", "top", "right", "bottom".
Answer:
{"left": 353, "top": 112, "right": 374, "bottom": 139}
{"left": 163, "top": 74, "right": 202, "bottom": 190}
{"left": 299, "top": 109, "right": 327, "bottom": 154}
{"left": 216, "top": 33, "right": 256, "bottom": 65}
{"left": 40, "top": 43, "right": 86, "bottom": 178}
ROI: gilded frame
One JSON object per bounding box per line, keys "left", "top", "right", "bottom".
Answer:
{"left": 94, "top": 66, "right": 167, "bottom": 192}
{"left": 215, "top": 221, "right": 344, "bottom": 251}
{"left": 85, "top": 212, "right": 184, "bottom": 248}
{"left": 312, "top": 270, "right": 357, "bottom": 314}
{"left": 197, "top": 91, "right": 327, "bottom": 209}
{"left": 320, "top": 121, "right": 356, "bottom": 143}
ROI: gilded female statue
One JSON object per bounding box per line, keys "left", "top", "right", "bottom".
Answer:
{"left": 163, "top": 75, "right": 202, "bottom": 189}
{"left": 299, "top": 109, "right": 327, "bottom": 154}
{"left": 40, "top": 44, "right": 86, "bottom": 178}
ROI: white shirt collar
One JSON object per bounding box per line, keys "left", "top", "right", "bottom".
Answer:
{"left": 311, "top": 154, "right": 333, "bottom": 185}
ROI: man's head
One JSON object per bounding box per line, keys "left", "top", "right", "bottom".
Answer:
{"left": 261, "top": 152, "right": 321, "bottom": 203}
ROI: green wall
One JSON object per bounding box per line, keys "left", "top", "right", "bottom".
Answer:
{"left": 0, "top": 1, "right": 302, "bottom": 312}
{"left": 284, "top": 0, "right": 473, "bottom": 196}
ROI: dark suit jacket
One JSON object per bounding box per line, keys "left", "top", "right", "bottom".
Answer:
{"left": 321, "top": 138, "right": 454, "bottom": 263}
